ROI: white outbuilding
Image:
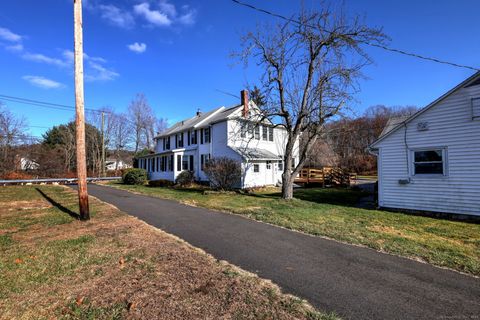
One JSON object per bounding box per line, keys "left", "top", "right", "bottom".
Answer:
{"left": 370, "top": 72, "right": 480, "bottom": 217}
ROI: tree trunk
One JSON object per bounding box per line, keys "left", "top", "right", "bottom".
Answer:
{"left": 281, "top": 172, "right": 294, "bottom": 200}
{"left": 281, "top": 146, "right": 294, "bottom": 199}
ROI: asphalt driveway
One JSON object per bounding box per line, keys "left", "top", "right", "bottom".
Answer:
{"left": 74, "top": 184, "right": 480, "bottom": 320}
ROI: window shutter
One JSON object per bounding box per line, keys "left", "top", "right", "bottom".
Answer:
{"left": 175, "top": 135, "right": 178, "bottom": 148}
{"left": 189, "top": 155, "right": 194, "bottom": 171}
{"left": 188, "top": 131, "right": 191, "bottom": 145}
{"left": 200, "top": 129, "right": 204, "bottom": 144}
{"left": 177, "top": 155, "right": 181, "bottom": 171}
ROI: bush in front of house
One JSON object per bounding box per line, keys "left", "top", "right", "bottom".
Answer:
{"left": 148, "top": 179, "right": 175, "bottom": 187}
{"left": 204, "top": 157, "right": 242, "bottom": 191}
{"left": 122, "top": 168, "right": 147, "bottom": 185}
{"left": 175, "top": 171, "right": 195, "bottom": 187}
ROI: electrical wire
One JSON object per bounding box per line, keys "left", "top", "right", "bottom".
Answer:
{"left": 231, "top": 0, "right": 480, "bottom": 72}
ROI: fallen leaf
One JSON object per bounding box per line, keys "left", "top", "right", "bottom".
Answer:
{"left": 14, "top": 258, "right": 23, "bottom": 264}
{"left": 76, "top": 296, "right": 84, "bottom": 306}
{"left": 127, "top": 301, "right": 137, "bottom": 311}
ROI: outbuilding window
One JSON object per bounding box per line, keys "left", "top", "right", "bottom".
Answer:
{"left": 253, "top": 164, "right": 259, "bottom": 173}
{"left": 411, "top": 149, "right": 446, "bottom": 175}
{"left": 472, "top": 97, "right": 480, "bottom": 119}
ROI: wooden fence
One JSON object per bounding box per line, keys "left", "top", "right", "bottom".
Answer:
{"left": 294, "top": 167, "right": 356, "bottom": 187}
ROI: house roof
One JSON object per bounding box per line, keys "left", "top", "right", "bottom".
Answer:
{"left": 157, "top": 107, "right": 224, "bottom": 138}
{"left": 370, "top": 71, "right": 480, "bottom": 148}
{"left": 231, "top": 147, "right": 282, "bottom": 160}
{"left": 155, "top": 102, "right": 265, "bottom": 139}
{"left": 378, "top": 115, "right": 410, "bottom": 138}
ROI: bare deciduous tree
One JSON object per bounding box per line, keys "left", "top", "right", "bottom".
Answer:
{"left": 238, "top": 7, "right": 386, "bottom": 199}
{"left": 0, "top": 103, "right": 28, "bottom": 174}
{"left": 128, "top": 93, "right": 154, "bottom": 152}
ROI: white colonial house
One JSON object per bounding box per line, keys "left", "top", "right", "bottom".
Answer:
{"left": 370, "top": 71, "right": 480, "bottom": 217}
{"left": 137, "top": 91, "right": 298, "bottom": 188}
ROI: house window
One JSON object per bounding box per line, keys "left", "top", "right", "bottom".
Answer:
{"left": 266, "top": 161, "right": 271, "bottom": 169}
{"left": 254, "top": 125, "right": 260, "bottom": 140}
{"left": 177, "top": 155, "right": 182, "bottom": 171}
{"left": 412, "top": 149, "right": 446, "bottom": 175}
{"left": 472, "top": 97, "right": 480, "bottom": 119}
{"left": 165, "top": 137, "right": 170, "bottom": 150}
{"left": 201, "top": 154, "right": 210, "bottom": 171}
{"left": 262, "top": 126, "right": 268, "bottom": 140}
{"left": 278, "top": 160, "right": 283, "bottom": 171}
{"left": 204, "top": 128, "right": 211, "bottom": 143}
{"left": 268, "top": 127, "right": 274, "bottom": 141}
{"left": 178, "top": 133, "right": 184, "bottom": 148}
{"left": 253, "top": 164, "right": 260, "bottom": 173}
{"left": 191, "top": 130, "right": 197, "bottom": 144}
{"left": 240, "top": 121, "right": 247, "bottom": 138}
{"left": 248, "top": 123, "right": 254, "bottom": 138}
{"left": 182, "top": 155, "right": 189, "bottom": 171}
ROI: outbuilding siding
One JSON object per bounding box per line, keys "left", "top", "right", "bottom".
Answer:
{"left": 376, "top": 83, "right": 480, "bottom": 216}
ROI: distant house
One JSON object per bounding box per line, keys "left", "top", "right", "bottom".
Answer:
{"left": 105, "top": 159, "right": 131, "bottom": 171}
{"left": 370, "top": 72, "right": 480, "bottom": 217}
{"left": 137, "top": 90, "right": 298, "bottom": 188}
{"left": 14, "top": 155, "right": 39, "bottom": 171}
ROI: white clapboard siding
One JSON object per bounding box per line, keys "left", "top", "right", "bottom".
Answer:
{"left": 376, "top": 83, "right": 480, "bottom": 216}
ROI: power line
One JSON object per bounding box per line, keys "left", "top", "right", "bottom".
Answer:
{"left": 231, "top": 0, "right": 480, "bottom": 72}
{"left": 215, "top": 89, "right": 240, "bottom": 99}
{"left": 0, "top": 94, "right": 110, "bottom": 114}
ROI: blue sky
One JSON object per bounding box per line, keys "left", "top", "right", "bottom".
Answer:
{"left": 0, "top": 0, "right": 479, "bottom": 138}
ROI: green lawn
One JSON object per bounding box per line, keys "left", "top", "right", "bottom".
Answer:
{"left": 109, "top": 182, "right": 480, "bottom": 276}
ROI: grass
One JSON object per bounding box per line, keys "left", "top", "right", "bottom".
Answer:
{"left": 0, "top": 185, "right": 335, "bottom": 320}
{"left": 109, "top": 181, "right": 480, "bottom": 276}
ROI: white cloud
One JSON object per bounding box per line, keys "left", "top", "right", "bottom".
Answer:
{"left": 22, "top": 52, "right": 69, "bottom": 67}
{"left": 128, "top": 42, "right": 147, "bottom": 53}
{"left": 178, "top": 9, "right": 197, "bottom": 26}
{"left": 6, "top": 43, "right": 23, "bottom": 52}
{"left": 159, "top": 0, "right": 177, "bottom": 17}
{"left": 85, "top": 61, "right": 119, "bottom": 82}
{"left": 22, "top": 75, "right": 64, "bottom": 89}
{"left": 98, "top": 4, "right": 135, "bottom": 29}
{"left": 134, "top": 2, "right": 172, "bottom": 27}
{"left": 0, "top": 27, "right": 22, "bottom": 42}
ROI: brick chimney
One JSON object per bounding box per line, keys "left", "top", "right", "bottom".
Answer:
{"left": 241, "top": 90, "right": 249, "bottom": 117}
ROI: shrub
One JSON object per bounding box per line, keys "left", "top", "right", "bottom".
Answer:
{"left": 148, "top": 179, "right": 174, "bottom": 187}
{"left": 204, "top": 157, "right": 242, "bottom": 191}
{"left": 122, "top": 168, "right": 147, "bottom": 185}
{"left": 175, "top": 171, "right": 195, "bottom": 187}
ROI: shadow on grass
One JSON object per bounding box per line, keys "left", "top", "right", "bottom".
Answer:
{"left": 245, "top": 187, "right": 370, "bottom": 208}
{"left": 35, "top": 188, "right": 80, "bottom": 220}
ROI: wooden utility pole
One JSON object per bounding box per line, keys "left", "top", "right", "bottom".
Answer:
{"left": 101, "top": 111, "right": 105, "bottom": 177}
{"left": 74, "top": 0, "right": 90, "bottom": 220}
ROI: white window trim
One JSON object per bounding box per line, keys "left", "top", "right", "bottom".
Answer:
{"left": 471, "top": 97, "right": 480, "bottom": 120}
{"left": 409, "top": 147, "right": 448, "bottom": 177}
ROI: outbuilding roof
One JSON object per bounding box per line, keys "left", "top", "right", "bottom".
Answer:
{"left": 370, "top": 71, "right": 480, "bottom": 148}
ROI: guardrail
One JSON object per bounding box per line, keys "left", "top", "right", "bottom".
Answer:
{"left": 0, "top": 177, "right": 121, "bottom": 186}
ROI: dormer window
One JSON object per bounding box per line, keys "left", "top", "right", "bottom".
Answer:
{"left": 472, "top": 97, "right": 480, "bottom": 119}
